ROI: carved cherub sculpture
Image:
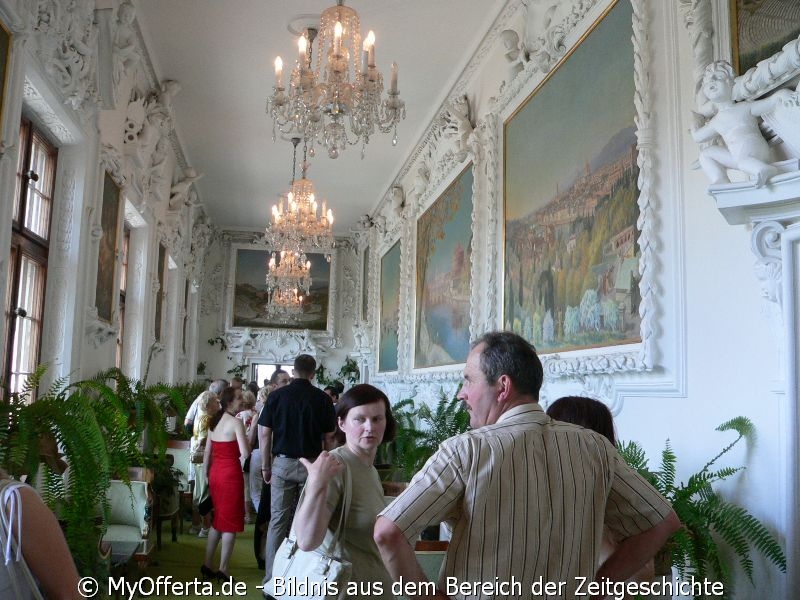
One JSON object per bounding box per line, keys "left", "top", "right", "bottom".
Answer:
{"left": 390, "top": 185, "right": 406, "bottom": 218}
{"left": 443, "top": 94, "right": 473, "bottom": 161}
{"left": 169, "top": 167, "right": 203, "bottom": 210}
{"left": 692, "top": 61, "right": 791, "bottom": 187}
{"left": 500, "top": 29, "right": 527, "bottom": 86}
{"left": 412, "top": 164, "right": 429, "bottom": 200}
{"left": 113, "top": 1, "right": 141, "bottom": 85}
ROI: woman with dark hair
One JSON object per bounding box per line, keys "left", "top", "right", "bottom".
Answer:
{"left": 546, "top": 395, "right": 653, "bottom": 596}
{"left": 293, "top": 384, "right": 396, "bottom": 599}
{"left": 546, "top": 395, "right": 616, "bottom": 445}
{"left": 201, "top": 386, "right": 250, "bottom": 581}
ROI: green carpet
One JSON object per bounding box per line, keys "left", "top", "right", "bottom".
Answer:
{"left": 105, "top": 522, "right": 267, "bottom": 599}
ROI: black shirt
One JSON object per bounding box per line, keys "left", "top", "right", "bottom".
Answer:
{"left": 258, "top": 378, "right": 335, "bottom": 460}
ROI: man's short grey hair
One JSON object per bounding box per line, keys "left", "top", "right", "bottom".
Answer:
{"left": 471, "top": 331, "right": 544, "bottom": 398}
{"left": 209, "top": 379, "right": 229, "bottom": 395}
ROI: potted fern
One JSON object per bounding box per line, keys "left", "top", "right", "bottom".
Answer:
{"left": 379, "top": 386, "right": 469, "bottom": 489}
{"left": 618, "top": 416, "right": 786, "bottom": 597}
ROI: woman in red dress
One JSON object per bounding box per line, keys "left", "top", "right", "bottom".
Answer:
{"left": 201, "top": 385, "right": 250, "bottom": 580}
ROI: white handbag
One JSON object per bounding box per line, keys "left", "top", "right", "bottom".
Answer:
{"left": 265, "top": 461, "right": 353, "bottom": 600}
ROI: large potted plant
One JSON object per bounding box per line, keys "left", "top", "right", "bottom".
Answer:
{"left": 379, "top": 386, "right": 469, "bottom": 490}
{"left": 618, "top": 416, "right": 786, "bottom": 597}
{"left": 0, "top": 366, "right": 190, "bottom": 576}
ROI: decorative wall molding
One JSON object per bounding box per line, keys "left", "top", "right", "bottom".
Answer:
{"left": 84, "top": 306, "right": 117, "bottom": 349}
{"left": 733, "top": 35, "right": 800, "bottom": 102}
{"left": 100, "top": 143, "right": 126, "bottom": 188}
{"left": 22, "top": 78, "right": 76, "bottom": 144}
{"left": 676, "top": 0, "right": 714, "bottom": 108}
{"left": 56, "top": 170, "right": 76, "bottom": 253}
{"left": 752, "top": 221, "right": 785, "bottom": 308}
{"left": 27, "top": 0, "right": 98, "bottom": 113}
{"left": 224, "top": 328, "right": 338, "bottom": 363}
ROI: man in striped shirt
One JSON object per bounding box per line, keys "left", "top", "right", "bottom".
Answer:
{"left": 374, "top": 331, "right": 680, "bottom": 600}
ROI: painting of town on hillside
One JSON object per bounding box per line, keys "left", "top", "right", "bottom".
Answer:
{"left": 504, "top": 0, "right": 641, "bottom": 354}
{"left": 415, "top": 165, "right": 473, "bottom": 369}
{"left": 233, "top": 248, "right": 330, "bottom": 330}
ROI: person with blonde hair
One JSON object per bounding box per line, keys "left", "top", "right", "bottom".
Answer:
{"left": 192, "top": 390, "right": 219, "bottom": 538}
{"left": 237, "top": 390, "right": 258, "bottom": 522}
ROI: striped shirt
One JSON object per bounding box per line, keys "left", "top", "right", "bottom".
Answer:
{"left": 380, "top": 403, "right": 672, "bottom": 600}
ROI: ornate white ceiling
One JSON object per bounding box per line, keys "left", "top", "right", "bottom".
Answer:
{"left": 134, "top": 0, "right": 505, "bottom": 234}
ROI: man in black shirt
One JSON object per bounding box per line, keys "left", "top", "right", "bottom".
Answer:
{"left": 258, "top": 354, "right": 336, "bottom": 587}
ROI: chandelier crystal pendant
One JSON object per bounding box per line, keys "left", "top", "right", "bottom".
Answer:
{"left": 267, "top": 0, "right": 406, "bottom": 159}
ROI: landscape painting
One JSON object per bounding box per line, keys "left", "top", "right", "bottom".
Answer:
{"left": 732, "top": 0, "right": 800, "bottom": 74}
{"left": 233, "top": 248, "right": 330, "bottom": 330}
{"left": 414, "top": 165, "right": 473, "bottom": 369}
{"left": 379, "top": 241, "right": 401, "bottom": 372}
{"left": 504, "top": 0, "right": 641, "bottom": 354}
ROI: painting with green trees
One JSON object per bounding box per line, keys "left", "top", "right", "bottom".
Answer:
{"left": 503, "top": 0, "right": 641, "bottom": 354}
{"left": 415, "top": 165, "right": 473, "bottom": 369}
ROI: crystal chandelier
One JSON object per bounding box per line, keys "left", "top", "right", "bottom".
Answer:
{"left": 263, "top": 137, "right": 336, "bottom": 321}
{"left": 264, "top": 249, "right": 312, "bottom": 320}
{"left": 267, "top": 0, "right": 406, "bottom": 159}
{"left": 264, "top": 138, "right": 335, "bottom": 256}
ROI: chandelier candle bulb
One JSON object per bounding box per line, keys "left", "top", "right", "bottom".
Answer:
{"left": 298, "top": 35, "right": 307, "bottom": 63}
{"left": 275, "top": 56, "right": 284, "bottom": 88}
{"left": 366, "top": 30, "right": 375, "bottom": 67}
{"left": 333, "top": 21, "right": 343, "bottom": 57}
{"left": 390, "top": 62, "right": 398, "bottom": 93}
{"left": 327, "top": 209, "right": 334, "bottom": 225}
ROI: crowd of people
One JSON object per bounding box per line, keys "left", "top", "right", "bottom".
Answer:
{"left": 0, "top": 331, "right": 680, "bottom": 600}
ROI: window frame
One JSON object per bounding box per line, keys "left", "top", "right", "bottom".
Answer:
{"left": 4, "top": 119, "right": 58, "bottom": 399}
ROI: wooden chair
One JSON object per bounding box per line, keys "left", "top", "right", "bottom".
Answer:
{"left": 166, "top": 439, "right": 192, "bottom": 534}
{"left": 153, "top": 453, "right": 181, "bottom": 549}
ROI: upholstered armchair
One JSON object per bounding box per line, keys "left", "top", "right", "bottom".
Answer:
{"left": 103, "top": 470, "right": 154, "bottom": 568}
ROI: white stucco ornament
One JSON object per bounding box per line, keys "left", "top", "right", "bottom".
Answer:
{"left": 692, "top": 61, "right": 793, "bottom": 187}
{"left": 169, "top": 167, "right": 203, "bottom": 210}
{"left": 113, "top": 1, "right": 141, "bottom": 86}
{"left": 442, "top": 95, "right": 473, "bottom": 162}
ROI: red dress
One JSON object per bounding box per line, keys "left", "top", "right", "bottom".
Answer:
{"left": 209, "top": 439, "right": 244, "bottom": 532}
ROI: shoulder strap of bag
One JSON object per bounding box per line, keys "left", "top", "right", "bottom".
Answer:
{"left": 327, "top": 454, "right": 353, "bottom": 551}
{"left": 0, "top": 479, "right": 45, "bottom": 600}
